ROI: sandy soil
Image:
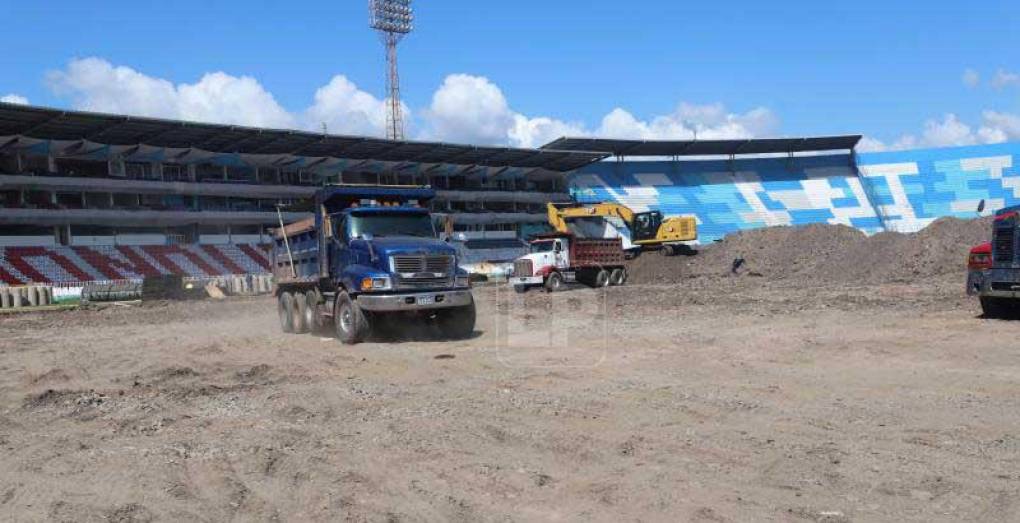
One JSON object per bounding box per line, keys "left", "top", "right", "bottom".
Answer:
{"left": 2, "top": 279, "right": 1020, "bottom": 522}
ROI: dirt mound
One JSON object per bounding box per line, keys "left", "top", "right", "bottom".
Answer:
{"left": 627, "top": 216, "right": 993, "bottom": 285}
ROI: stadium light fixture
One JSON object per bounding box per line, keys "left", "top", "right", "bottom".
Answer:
{"left": 369, "top": 0, "right": 414, "bottom": 140}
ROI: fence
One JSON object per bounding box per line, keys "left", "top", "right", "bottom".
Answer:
{"left": 0, "top": 273, "right": 274, "bottom": 310}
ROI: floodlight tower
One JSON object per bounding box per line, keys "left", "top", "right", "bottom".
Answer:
{"left": 369, "top": 0, "right": 413, "bottom": 140}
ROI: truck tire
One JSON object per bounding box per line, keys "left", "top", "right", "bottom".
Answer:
{"left": 981, "top": 296, "right": 1013, "bottom": 319}
{"left": 609, "top": 268, "right": 627, "bottom": 286}
{"left": 292, "top": 291, "right": 309, "bottom": 334}
{"left": 595, "top": 269, "right": 610, "bottom": 288}
{"left": 436, "top": 300, "right": 476, "bottom": 339}
{"left": 305, "top": 289, "right": 324, "bottom": 333}
{"left": 278, "top": 292, "right": 295, "bottom": 333}
{"left": 545, "top": 272, "right": 564, "bottom": 292}
{"left": 335, "top": 291, "right": 371, "bottom": 344}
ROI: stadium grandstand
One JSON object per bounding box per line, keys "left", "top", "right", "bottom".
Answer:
{"left": 4, "top": 101, "right": 1018, "bottom": 286}
{"left": 0, "top": 102, "right": 606, "bottom": 284}
{"left": 561, "top": 136, "right": 1020, "bottom": 243}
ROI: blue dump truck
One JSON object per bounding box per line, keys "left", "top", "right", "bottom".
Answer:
{"left": 272, "top": 185, "right": 475, "bottom": 344}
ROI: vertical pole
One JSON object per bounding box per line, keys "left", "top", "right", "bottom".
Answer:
{"left": 385, "top": 33, "right": 404, "bottom": 140}
{"left": 276, "top": 206, "right": 297, "bottom": 278}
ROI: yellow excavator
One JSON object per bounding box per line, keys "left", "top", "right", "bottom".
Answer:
{"left": 547, "top": 202, "right": 697, "bottom": 256}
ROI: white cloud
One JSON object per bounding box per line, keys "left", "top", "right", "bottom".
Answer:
{"left": 47, "top": 57, "right": 295, "bottom": 128}
{"left": 420, "top": 73, "right": 777, "bottom": 147}
{"left": 421, "top": 74, "right": 518, "bottom": 145}
{"left": 303, "top": 75, "right": 395, "bottom": 137}
{"left": 962, "top": 68, "right": 980, "bottom": 88}
{"left": 860, "top": 111, "right": 1020, "bottom": 152}
{"left": 595, "top": 103, "right": 777, "bottom": 141}
{"left": 47, "top": 57, "right": 409, "bottom": 137}
{"left": 979, "top": 111, "right": 1020, "bottom": 142}
{"left": 921, "top": 114, "right": 977, "bottom": 147}
{"left": 46, "top": 58, "right": 780, "bottom": 149}
{"left": 1, "top": 94, "right": 29, "bottom": 105}
{"left": 991, "top": 69, "right": 1020, "bottom": 90}
{"left": 509, "top": 114, "right": 586, "bottom": 149}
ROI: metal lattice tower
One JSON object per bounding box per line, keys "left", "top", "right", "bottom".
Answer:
{"left": 369, "top": 0, "right": 413, "bottom": 140}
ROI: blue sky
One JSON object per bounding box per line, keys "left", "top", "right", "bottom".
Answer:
{"left": 1, "top": 0, "right": 1018, "bottom": 149}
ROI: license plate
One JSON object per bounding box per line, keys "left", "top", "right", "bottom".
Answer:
{"left": 416, "top": 295, "right": 435, "bottom": 305}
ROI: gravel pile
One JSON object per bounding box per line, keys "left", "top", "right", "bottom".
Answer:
{"left": 627, "top": 216, "right": 994, "bottom": 285}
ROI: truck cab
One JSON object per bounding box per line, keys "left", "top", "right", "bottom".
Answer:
{"left": 967, "top": 206, "right": 1020, "bottom": 318}
{"left": 273, "top": 185, "right": 475, "bottom": 343}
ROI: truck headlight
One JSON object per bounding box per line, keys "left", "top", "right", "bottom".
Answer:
{"left": 360, "top": 276, "right": 392, "bottom": 291}
{"left": 455, "top": 275, "right": 471, "bottom": 288}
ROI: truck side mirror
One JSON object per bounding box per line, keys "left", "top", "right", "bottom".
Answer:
{"left": 978, "top": 199, "right": 986, "bottom": 213}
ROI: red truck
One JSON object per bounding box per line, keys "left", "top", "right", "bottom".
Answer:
{"left": 967, "top": 206, "right": 1020, "bottom": 318}
{"left": 510, "top": 233, "right": 627, "bottom": 293}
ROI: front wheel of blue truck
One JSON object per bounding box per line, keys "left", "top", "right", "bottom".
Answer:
{"left": 436, "top": 300, "right": 476, "bottom": 340}
{"left": 335, "top": 291, "right": 371, "bottom": 344}
{"left": 980, "top": 296, "right": 1017, "bottom": 319}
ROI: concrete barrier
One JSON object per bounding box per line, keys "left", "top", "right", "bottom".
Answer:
{"left": 0, "top": 275, "right": 273, "bottom": 310}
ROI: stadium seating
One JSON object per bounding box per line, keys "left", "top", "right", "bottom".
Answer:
{"left": 0, "top": 244, "right": 272, "bottom": 285}
{"left": 570, "top": 142, "right": 1020, "bottom": 243}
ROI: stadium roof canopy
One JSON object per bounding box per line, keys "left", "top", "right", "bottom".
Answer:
{"left": 0, "top": 103, "right": 608, "bottom": 172}
{"left": 541, "top": 135, "right": 862, "bottom": 157}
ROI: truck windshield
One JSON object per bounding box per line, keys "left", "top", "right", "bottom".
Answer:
{"left": 348, "top": 212, "right": 435, "bottom": 239}
{"left": 530, "top": 241, "right": 555, "bottom": 253}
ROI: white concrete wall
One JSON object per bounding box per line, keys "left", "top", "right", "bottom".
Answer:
{"left": 70, "top": 236, "right": 117, "bottom": 246}
{"left": 114, "top": 234, "right": 166, "bottom": 246}
{"left": 0, "top": 236, "right": 56, "bottom": 247}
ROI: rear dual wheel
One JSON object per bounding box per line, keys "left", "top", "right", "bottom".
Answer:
{"left": 278, "top": 290, "right": 323, "bottom": 334}
{"left": 304, "top": 290, "right": 325, "bottom": 333}
{"left": 278, "top": 292, "right": 295, "bottom": 333}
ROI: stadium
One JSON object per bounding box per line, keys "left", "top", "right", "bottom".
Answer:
{"left": 1, "top": 101, "right": 1018, "bottom": 285}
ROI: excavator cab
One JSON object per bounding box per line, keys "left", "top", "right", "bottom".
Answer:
{"left": 631, "top": 211, "right": 664, "bottom": 242}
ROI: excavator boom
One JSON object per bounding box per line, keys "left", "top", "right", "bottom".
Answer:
{"left": 546, "top": 202, "right": 697, "bottom": 250}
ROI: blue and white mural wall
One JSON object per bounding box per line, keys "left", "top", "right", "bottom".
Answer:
{"left": 857, "top": 143, "right": 1019, "bottom": 233}
{"left": 569, "top": 142, "right": 1020, "bottom": 243}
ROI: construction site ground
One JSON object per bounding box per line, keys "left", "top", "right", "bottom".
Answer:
{"left": 2, "top": 274, "right": 1019, "bottom": 522}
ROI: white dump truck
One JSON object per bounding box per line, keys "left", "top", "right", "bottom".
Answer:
{"left": 510, "top": 233, "right": 627, "bottom": 293}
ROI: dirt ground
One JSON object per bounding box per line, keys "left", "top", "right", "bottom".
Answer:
{"left": 2, "top": 276, "right": 1020, "bottom": 522}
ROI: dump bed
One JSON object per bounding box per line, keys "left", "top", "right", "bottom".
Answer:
{"left": 272, "top": 217, "right": 320, "bottom": 285}
{"left": 569, "top": 237, "right": 625, "bottom": 267}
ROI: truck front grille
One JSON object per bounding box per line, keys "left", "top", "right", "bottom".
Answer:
{"left": 514, "top": 259, "right": 533, "bottom": 277}
{"left": 391, "top": 254, "right": 454, "bottom": 274}
{"left": 994, "top": 227, "right": 1015, "bottom": 264}
{"left": 397, "top": 277, "right": 451, "bottom": 289}
{"left": 391, "top": 254, "right": 455, "bottom": 289}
